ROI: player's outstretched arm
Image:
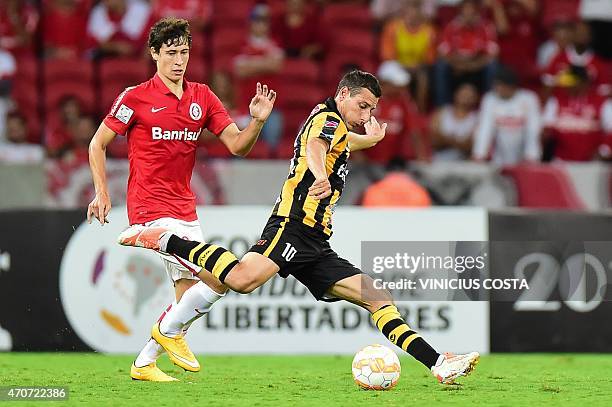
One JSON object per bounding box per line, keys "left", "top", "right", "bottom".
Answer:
{"left": 306, "top": 137, "right": 332, "bottom": 200}
{"left": 218, "top": 82, "right": 277, "bottom": 157}
{"left": 87, "top": 123, "right": 117, "bottom": 225}
{"left": 347, "top": 116, "right": 387, "bottom": 151}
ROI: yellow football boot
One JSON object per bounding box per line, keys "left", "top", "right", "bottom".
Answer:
{"left": 151, "top": 322, "right": 200, "bottom": 372}
{"left": 130, "top": 362, "right": 178, "bottom": 382}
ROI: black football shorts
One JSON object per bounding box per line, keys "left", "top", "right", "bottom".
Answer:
{"left": 248, "top": 216, "right": 362, "bottom": 300}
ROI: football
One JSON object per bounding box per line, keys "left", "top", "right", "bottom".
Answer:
{"left": 351, "top": 344, "right": 401, "bottom": 390}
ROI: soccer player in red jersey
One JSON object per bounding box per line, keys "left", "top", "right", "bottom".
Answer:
{"left": 87, "top": 18, "right": 277, "bottom": 381}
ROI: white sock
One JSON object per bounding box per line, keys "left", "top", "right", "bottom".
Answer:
{"left": 159, "top": 282, "right": 224, "bottom": 336}
{"left": 134, "top": 339, "right": 164, "bottom": 368}
{"left": 431, "top": 354, "right": 446, "bottom": 370}
{"left": 134, "top": 302, "right": 176, "bottom": 368}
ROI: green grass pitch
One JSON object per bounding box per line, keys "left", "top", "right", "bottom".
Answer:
{"left": 0, "top": 353, "right": 610, "bottom": 406}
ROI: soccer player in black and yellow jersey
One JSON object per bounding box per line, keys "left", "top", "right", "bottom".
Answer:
{"left": 119, "top": 70, "right": 479, "bottom": 384}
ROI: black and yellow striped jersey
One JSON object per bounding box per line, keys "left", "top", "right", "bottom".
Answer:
{"left": 271, "top": 98, "right": 349, "bottom": 237}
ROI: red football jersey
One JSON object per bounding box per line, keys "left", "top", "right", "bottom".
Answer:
{"left": 545, "top": 91, "right": 607, "bottom": 161}
{"left": 438, "top": 18, "right": 498, "bottom": 58}
{"left": 543, "top": 48, "right": 608, "bottom": 89}
{"left": 103, "top": 73, "right": 234, "bottom": 225}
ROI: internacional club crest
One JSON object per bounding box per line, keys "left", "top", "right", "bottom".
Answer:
{"left": 190, "top": 102, "right": 202, "bottom": 120}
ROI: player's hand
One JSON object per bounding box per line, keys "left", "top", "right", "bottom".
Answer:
{"left": 249, "top": 82, "right": 277, "bottom": 122}
{"left": 364, "top": 116, "right": 387, "bottom": 144}
{"left": 87, "top": 192, "right": 111, "bottom": 225}
{"left": 308, "top": 178, "right": 332, "bottom": 200}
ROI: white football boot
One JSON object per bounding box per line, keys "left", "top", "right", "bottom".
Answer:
{"left": 431, "top": 352, "right": 480, "bottom": 384}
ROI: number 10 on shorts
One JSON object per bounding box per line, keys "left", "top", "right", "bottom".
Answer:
{"left": 282, "top": 243, "right": 297, "bottom": 261}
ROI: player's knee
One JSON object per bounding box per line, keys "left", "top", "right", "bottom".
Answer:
{"left": 230, "top": 272, "right": 260, "bottom": 294}
{"left": 366, "top": 289, "right": 394, "bottom": 314}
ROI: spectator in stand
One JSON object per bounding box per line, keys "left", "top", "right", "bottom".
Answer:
{"left": 543, "top": 21, "right": 609, "bottom": 96}
{"left": 542, "top": 66, "right": 612, "bottom": 162}
{"left": 431, "top": 83, "right": 479, "bottom": 161}
{"left": 272, "top": 0, "right": 325, "bottom": 60}
{"left": 0, "top": 0, "right": 39, "bottom": 57}
{"left": 86, "top": 0, "right": 154, "bottom": 59}
{"left": 434, "top": 0, "right": 498, "bottom": 106}
{"left": 0, "top": 113, "right": 43, "bottom": 163}
{"left": 485, "top": 0, "right": 540, "bottom": 84}
{"left": 45, "top": 96, "right": 84, "bottom": 158}
{"left": 234, "top": 4, "right": 284, "bottom": 148}
{"left": 361, "top": 61, "right": 427, "bottom": 165}
{"left": 361, "top": 158, "right": 432, "bottom": 207}
{"left": 472, "top": 66, "right": 541, "bottom": 165}
{"left": 64, "top": 115, "right": 95, "bottom": 165}
{"left": 537, "top": 19, "right": 574, "bottom": 70}
{"left": 380, "top": 0, "right": 435, "bottom": 111}
{"left": 43, "top": 0, "right": 89, "bottom": 59}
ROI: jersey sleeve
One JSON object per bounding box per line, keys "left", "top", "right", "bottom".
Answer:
{"left": 103, "top": 87, "right": 138, "bottom": 136}
{"left": 306, "top": 112, "right": 345, "bottom": 152}
{"left": 203, "top": 88, "right": 234, "bottom": 136}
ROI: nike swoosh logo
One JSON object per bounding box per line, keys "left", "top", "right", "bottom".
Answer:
{"left": 168, "top": 350, "right": 199, "bottom": 369}
{"left": 151, "top": 107, "right": 167, "bottom": 113}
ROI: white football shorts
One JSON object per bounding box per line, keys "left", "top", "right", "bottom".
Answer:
{"left": 143, "top": 217, "right": 204, "bottom": 282}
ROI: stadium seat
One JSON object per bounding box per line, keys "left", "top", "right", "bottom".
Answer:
{"left": 275, "top": 135, "right": 297, "bottom": 159}
{"left": 322, "top": 3, "right": 372, "bottom": 27}
{"left": 44, "top": 60, "right": 95, "bottom": 110}
{"left": 44, "top": 82, "right": 96, "bottom": 127}
{"left": 14, "top": 57, "right": 37, "bottom": 82}
{"left": 277, "top": 82, "right": 325, "bottom": 110}
{"left": 211, "top": 28, "right": 246, "bottom": 70}
{"left": 280, "top": 59, "right": 319, "bottom": 83}
{"left": 246, "top": 139, "right": 273, "bottom": 159}
{"left": 280, "top": 107, "right": 310, "bottom": 150}
{"left": 502, "top": 164, "right": 586, "bottom": 209}
{"left": 212, "top": 0, "right": 253, "bottom": 22}
{"left": 435, "top": 5, "right": 459, "bottom": 27}
{"left": 44, "top": 60, "right": 93, "bottom": 84}
{"left": 267, "top": 0, "right": 287, "bottom": 18}
{"left": 11, "top": 79, "right": 38, "bottom": 113}
{"left": 99, "top": 59, "right": 152, "bottom": 112}
{"left": 99, "top": 58, "right": 152, "bottom": 86}
{"left": 331, "top": 28, "right": 375, "bottom": 56}
{"left": 323, "top": 50, "right": 376, "bottom": 88}
{"left": 11, "top": 56, "right": 40, "bottom": 133}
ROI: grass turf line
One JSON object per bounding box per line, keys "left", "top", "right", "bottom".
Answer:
{"left": 0, "top": 354, "right": 610, "bottom": 406}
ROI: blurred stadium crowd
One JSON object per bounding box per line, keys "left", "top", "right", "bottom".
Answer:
{"left": 0, "top": 0, "right": 611, "bottom": 205}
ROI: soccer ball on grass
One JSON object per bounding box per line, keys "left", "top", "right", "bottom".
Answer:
{"left": 351, "top": 344, "right": 401, "bottom": 390}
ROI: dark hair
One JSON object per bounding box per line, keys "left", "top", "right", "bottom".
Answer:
{"left": 336, "top": 70, "right": 382, "bottom": 98}
{"left": 148, "top": 18, "right": 192, "bottom": 53}
{"left": 569, "top": 64, "right": 589, "bottom": 83}
{"left": 7, "top": 112, "right": 25, "bottom": 123}
{"left": 494, "top": 65, "right": 518, "bottom": 86}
